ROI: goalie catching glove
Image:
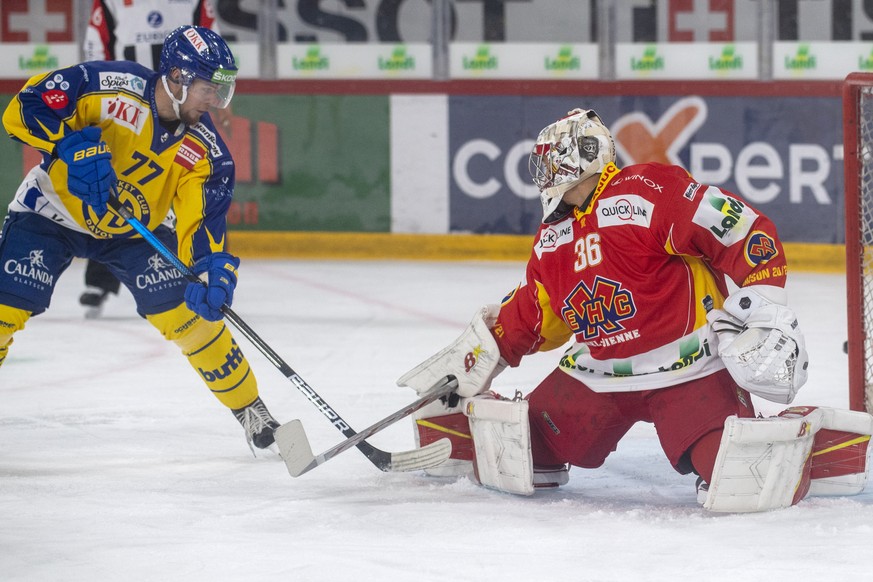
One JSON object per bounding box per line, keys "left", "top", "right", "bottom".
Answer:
{"left": 707, "top": 285, "right": 808, "bottom": 404}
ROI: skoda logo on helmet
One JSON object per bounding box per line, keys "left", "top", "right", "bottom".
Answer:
{"left": 211, "top": 69, "right": 237, "bottom": 84}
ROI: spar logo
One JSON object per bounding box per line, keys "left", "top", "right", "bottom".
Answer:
{"left": 561, "top": 276, "right": 637, "bottom": 341}
{"left": 136, "top": 254, "right": 184, "bottom": 291}
{"left": 4, "top": 249, "right": 54, "bottom": 290}
{"left": 99, "top": 72, "right": 146, "bottom": 95}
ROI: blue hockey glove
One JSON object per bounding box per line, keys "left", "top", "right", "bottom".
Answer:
{"left": 184, "top": 252, "right": 240, "bottom": 321}
{"left": 56, "top": 126, "right": 116, "bottom": 216}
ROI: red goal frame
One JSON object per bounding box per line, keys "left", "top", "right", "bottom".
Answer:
{"left": 844, "top": 72, "right": 873, "bottom": 412}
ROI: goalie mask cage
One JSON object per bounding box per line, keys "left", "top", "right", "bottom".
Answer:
{"left": 844, "top": 72, "right": 873, "bottom": 413}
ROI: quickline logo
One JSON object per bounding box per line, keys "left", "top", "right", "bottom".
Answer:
{"left": 463, "top": 45, "right": 498, "bottom": 70}
{"left": 545, "top": 45, "right": 581, "bottom": 71}
{"left": 19, "top": 45, "right": 58, "bottom": 71}
{"left": 293, "top": 46, "right": 330, "bottom": 71}
{"left": 378, "top": 46, "right": 415, "bottom": 71}
{"left": 630, "top": 46, "right": 664, "bottom": 71}
{"left": 709, "top": 45, "right": 743, "bottom": 71}
{"left": 785, "top": 44, "right": 816, "bottom": 70}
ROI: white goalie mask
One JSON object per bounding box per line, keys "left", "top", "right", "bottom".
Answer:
{"left": 529, "top": 109, "right": 616, "bottom": 222}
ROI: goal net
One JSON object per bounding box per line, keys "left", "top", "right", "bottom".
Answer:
{"left": 844, "top": 72, "right": 873, "bottom": 413}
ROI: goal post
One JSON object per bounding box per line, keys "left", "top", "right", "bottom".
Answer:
{"left": 844, "top": 72, "right": 873, "bottom": 413}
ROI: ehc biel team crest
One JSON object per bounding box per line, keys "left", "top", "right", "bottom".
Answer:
{"left": 561, "top": 276, "right": 637, "bottom": 341}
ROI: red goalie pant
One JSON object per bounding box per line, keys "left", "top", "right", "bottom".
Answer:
{"left": 527, "top": 368, "right": 756, "bottom": 482}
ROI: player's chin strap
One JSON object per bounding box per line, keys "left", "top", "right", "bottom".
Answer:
{"left": 161, "top": 75, "right": 188, "bottom": 120}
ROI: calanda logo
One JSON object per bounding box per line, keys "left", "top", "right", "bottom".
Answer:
{"left": 136, "top": 254, "right": 184, "bottom": 291}
{"left": 4, "top": 249, "right": 54, "bottom": 290}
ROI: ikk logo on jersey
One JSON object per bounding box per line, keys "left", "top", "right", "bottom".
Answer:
{"left": 103, "top": 95, "right": 147, "bottom": 134}
{"left": 561, "top": 276, "right": 637, "bottom": 341}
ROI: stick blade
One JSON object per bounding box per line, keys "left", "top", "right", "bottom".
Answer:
{"left": 274, "top": 420, "right": 316, "bottom": 477}
{"left": 386, "top": 437, "right": 453, "bottom": 472}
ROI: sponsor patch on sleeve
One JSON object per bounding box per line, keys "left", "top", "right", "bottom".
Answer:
{"left": 535, "top": 217, "right": 575, "bottom": 259}
{"left": 744, "top": 231, "right": 779, "bottom": 266}
{"left": 175, "top": 137, "right": 207, "bottom": 169}
{"left": 692, "top": 187, "right": 759, "bottom": 246}
{"left": 596, "top": 195, "right": 654, "bottom": 228}
{"left": 41, "top": 90, "right": 68, "bottom": 109}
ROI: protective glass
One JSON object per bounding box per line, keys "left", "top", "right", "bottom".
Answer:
{"left": 179, "top": 68, "right": 237, "bottom": 109}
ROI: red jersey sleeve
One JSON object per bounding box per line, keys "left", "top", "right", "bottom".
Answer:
{"left": 644, "top": 164, "right": 788, "bottom": 290}
{"left": 492, "top": 249, "right": 574, "bottom": 367}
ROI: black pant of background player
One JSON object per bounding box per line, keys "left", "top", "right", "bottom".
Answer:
{"left": 80, "top": 259, "right": 121, "bottom": 314}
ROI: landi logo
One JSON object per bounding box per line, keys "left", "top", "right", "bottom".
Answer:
{"left": 709, "top": 45, "right": 743, "bottom": 72}
{"left": 612, "top": 96, "right": 708, "bottom": 165}
{"left": 463, "top": 45, "right": 498, "bottom": 71}
{"left": 630, "top": 46, "right": 664, "bottom": 72}
{"left": 19, "top": 45, "right": 58, "bottom": 72}
{"left": 859, "top": 48, "right": 873, "bottom": 71}
{"left": 785, "top": 44, "right": 816, "bottom": 70}
{"left": 378, "top": 46, "right": 415, "bottom": 71}
{"left": 545, "top": 46, "right": 581, "bottom": 71}
{"left": 293, "top": 46, "right": 330, "bottom": 71}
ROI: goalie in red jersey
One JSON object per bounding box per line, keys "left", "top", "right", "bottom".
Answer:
{"left": 399, "top": 108, "right": 873, "bottom": 512}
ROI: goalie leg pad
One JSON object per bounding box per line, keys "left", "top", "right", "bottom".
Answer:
{"left": 794, "top": 407, "right": 873, "bottom": 497}
{"left": 703, "top": 410, "right": 823, "bottom": 513}
{"left": 464, "top": 394, "right": 534, "bottom": 496}
{"left": 413, "top": 400, "right": 474, "bottom": 478}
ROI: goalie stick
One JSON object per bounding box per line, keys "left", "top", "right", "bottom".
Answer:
{"left": 106, "top": 192, "right": 453, "bottom": 473}
{"left": 275, "top": 376, "right": 457, "bottom": 477}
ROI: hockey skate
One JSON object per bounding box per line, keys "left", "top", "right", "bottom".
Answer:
{"left": 232, "top": 397, "right": 280, "bottom": 453}
{"left": 79, "top": 286, "right": 111, "bottom": 319}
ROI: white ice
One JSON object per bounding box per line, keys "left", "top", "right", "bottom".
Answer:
{"left": 1, "top": 258, "right": 871, "bottom": 581}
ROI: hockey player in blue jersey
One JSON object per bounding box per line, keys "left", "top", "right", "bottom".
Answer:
{"left": 0, "top": 25, "right": 280, "bottom": 452}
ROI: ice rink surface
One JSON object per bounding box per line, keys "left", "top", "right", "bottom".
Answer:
{"left": 1, "top": 258, "right": 871, "bottom": 581}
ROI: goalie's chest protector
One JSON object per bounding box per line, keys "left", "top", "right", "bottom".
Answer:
{"left": 531, "top": 166, "right": 725, "bottom": 390}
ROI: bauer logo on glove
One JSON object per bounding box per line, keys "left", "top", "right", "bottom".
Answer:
{"left": 72, "top": 143, "right": 110, "bottom": 161}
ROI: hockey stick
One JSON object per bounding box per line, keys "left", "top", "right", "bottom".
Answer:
{"left": 105, "top": 192, "right": 452, "bottom": 472}
{"left": 275, "top": 376, "right": 457, "bottom": 477}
